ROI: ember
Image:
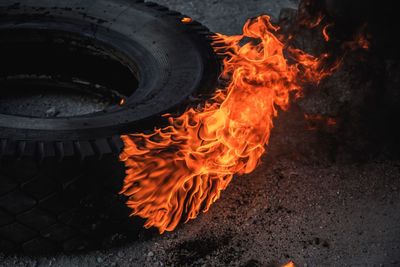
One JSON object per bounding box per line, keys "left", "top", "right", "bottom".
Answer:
{"left": 181, "top": 17, "right": 193, "bottom": 23}
{"left": 344, "top": 30, "right": 370, "bottom": 51}
{"left": 304, "top": 113, "right": 338, "bottom": 130}
{"left": 120, "top": 15, "right": 336, "bottom": 233}
{"left": 322, "top": 23, "right": 333, "bottom": 42}
{"left": 283, "top": 261, "right": 295, "bottom": 267}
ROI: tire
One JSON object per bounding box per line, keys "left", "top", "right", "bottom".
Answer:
{"left": 0, "top": 0, "right": 219, "bottom": 253}
{"left": 0, "top": 155, "right": 138, "bottom": 253}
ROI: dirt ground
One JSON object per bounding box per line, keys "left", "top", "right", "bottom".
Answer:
{"left": 1, "top": 0, "right": 400, "bottom": 266}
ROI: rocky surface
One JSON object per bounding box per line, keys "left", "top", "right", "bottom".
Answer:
{"left": 1, "top": 0, "right": 400, "bottom": 266}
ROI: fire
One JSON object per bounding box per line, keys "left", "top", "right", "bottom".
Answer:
{"left": 344, "top": 30, "right": 370, "bottom": 51}
{"left": 299, "top": 13, "right": 324, "bottom": 29}
{"left": 283, "top": 261, "right": 295, "bottom": 267}
{"left": 356, "top": 35, "right": 370, "bottom": 50}
{"left": 181, "top": 17, "right": 193, "bottom": 24}
{"left": 120, "top": 15, "right": 335, "bottom": 233}
{"left": 322, "top": 23, "right": 333, "bottom": 42}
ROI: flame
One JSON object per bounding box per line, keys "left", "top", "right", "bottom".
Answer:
{"left": 322, "top": 23, "right": 333, "bottom": 42}
{"left": 120, "top": 15, "right": 335, "bottom": 233}
{"left": 299, "top": 13, "right": 324, "bottom": 29}
{"left": 282, "top": 261, "right": 295, "bottom": 267}
{"left": 357, "top": 35, "right": 370, "bottom": 50}
{"left": 181, "top": 17, "right": 193, "bottom": 24}
{"left": 344, "top": 31, "right": 370, "bottom": 51}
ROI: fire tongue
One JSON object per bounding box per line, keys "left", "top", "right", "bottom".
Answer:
{"left": 120, "top": 15, "right": 334, "bottom": 233}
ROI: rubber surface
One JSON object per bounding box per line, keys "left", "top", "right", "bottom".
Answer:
{"left": 0, "top": 155, "right": 137, "bottom": 253}
{"left": 0, "top": 0, "right": 219, "bottom": 253}
{"left": 0, "top": 0, "right": 219, "bottom": 159}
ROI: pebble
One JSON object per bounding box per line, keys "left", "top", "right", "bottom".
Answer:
{"left": 148, "top": 251, "right": 154, "bottom": 257}
{"left": 97, "top": 257, "right": 103, "bottom": 263}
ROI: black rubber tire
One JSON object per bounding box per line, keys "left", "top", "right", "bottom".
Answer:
{"left": 0, "top": 155, "right": 142, "bottom": 253}
{"left": 0, "top": 0, "right": 219, "bottom": 253}
{"left": 0, "top": 0, "right": 219, "bottom": 158}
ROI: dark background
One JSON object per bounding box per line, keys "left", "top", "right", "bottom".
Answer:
{"left": 1, "top": 0, "right": 400, "bottom": 266}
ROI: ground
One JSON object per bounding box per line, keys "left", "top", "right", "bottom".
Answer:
{"left": 1, "top": 0, "right": 400, "bottom": 266}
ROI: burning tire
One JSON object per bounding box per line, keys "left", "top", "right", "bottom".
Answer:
{"left": 0, "top": 0, "right": 219, "bottom": 253}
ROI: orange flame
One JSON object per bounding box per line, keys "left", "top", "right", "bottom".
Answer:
{"left": 345, "top": 31, "right": 370, "bottom": 51}
{"left": 181, "top": 17, "right": 193, "bottom": 24}
{"left": 120, "top": 15, "right": 335, "bottom": 233}
{"left": 357, "top": 35, "right": 370, "bottom": 50}
{"left": 322, "top": 23, "right": 333, "bottom": 42}
{"left": 283, "top": 261, "right": 295, "bottom": 267}
{"left": 299, "top": 13, "right": 324, "bottom": 29}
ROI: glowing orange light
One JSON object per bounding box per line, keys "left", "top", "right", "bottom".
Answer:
{"left": 120, "top": 15, "right": 336, "bottom": 233}
{"left": 342, "top": 24, "right": 370, "bottom": 51}
{"left": 350, "top": 33, "right": 370, "bottom": 50}
{"left": 322, "top": 24, "right": 333, "bottom": 42}
{"left": 283, "top": 261, "right": 295, "bottom": 267}
{"left": 181, "top": 17, "right": 193, "bottom": 23}
{"left": 300, "top": 13, "right": 324, "bottom": 29}
{"left": 304, "top": 114, "right": 338, "bottom": 130}
{"left": 327, "top": 117, "right": 337, "bottom": 126}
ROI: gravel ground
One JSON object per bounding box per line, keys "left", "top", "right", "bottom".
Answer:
{"left": 1, "top": 148, "right": 399, "bottom": 266}
{"left": 2, "top": 0, "right": 400, "bottom": 266}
